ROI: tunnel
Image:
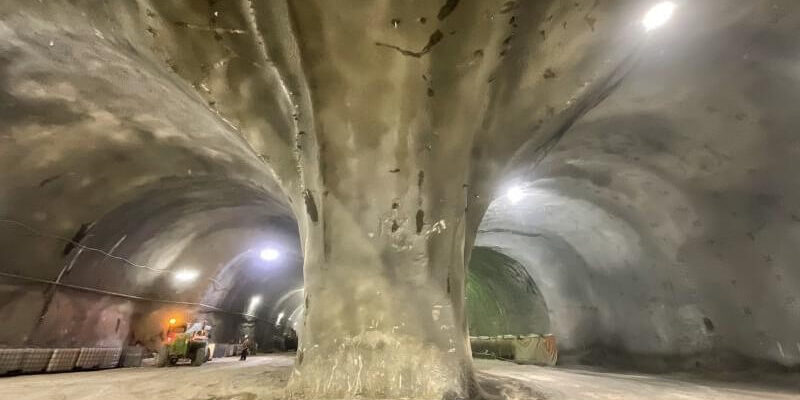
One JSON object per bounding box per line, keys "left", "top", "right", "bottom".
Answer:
{"left": 1, "top": 1, "right": 799, "bottom": 399}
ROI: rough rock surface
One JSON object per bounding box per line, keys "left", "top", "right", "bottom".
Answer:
{"left": 1, "top": 0, "right": 799, "bottom": 399}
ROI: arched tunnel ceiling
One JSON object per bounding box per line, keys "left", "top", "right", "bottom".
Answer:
{"left": 477, "top": 0, "right": 800, "bottom": 369}
{"left": 0, "top": 0, "right": 797, "bottom": 389}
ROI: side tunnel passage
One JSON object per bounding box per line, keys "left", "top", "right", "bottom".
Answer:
{"left": 0, "top": 177, "right": 304, "bottom": 361}
{"left": 467, "top": 246, "right": 556, "bottom": 365}
{"left": 467, "top": 246, "right": 550, "bottom": 337}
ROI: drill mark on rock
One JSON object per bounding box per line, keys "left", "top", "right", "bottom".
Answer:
{"left": 418, "top": 170, "right": 425, "bottom": 187}
{"left": 478, "top": 228, "right": 543, "bottom": 238}
{"left": 303, "top": 189, "right": 319, "bottom": 223}
{"left": 437, "top": 0, "right": 460, "bottom": 21}
{"left": 375, "top": 30, "right": 444, "bottom": 58}
{"left": 585, "top": 14, "right": 597, "bottom": 31}
{"left": 427, "top": 87, "right": 435, "bottom": 97}
{"left": 63, "top": 222, "right": 92, "bottom": 256}
{"left": 499, "top": 1, "right": 518, "bottom": 14}
{"left": 543, "top": 68, "right": 557, "bottom": 79}
{"left": 458, "top": 49, "right": 485, "bottom": 69}
{"left": 38, "top": 174, "right": 62, "bottom": 188}
{"left": 416, "top": 210, "right": 425, "bottom": 234}
{"left": 703, "top": 317, "right": 715, "bottom": 332}
{"left": 391, "top": 220, "right": 399, "bottom": 232}
{"left": 172, "top": 21, "right": 247, "bottom": 34}
{"left": 389, "top": 168, "right": 401, "bottom": 173}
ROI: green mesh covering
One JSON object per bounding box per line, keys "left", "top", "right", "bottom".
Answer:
{"left": 467, "top": 247, "right": 550, "bottom": 336}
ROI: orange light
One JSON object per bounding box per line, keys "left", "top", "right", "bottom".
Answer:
{"left": 168, "top": 318, "right": 177, "bottom": 325}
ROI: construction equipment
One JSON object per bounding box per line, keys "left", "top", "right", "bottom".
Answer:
{"left": 156, "top": 319, "right": 212, "bottom": 367}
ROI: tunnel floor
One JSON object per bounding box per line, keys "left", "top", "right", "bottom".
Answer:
{"left": 1, "top": 354, "right": 797, "bottom": 400}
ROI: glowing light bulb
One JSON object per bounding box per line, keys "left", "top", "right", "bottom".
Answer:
{"left": 507, "top": 186, "right": 525, "bottom": 204}
{"left": 642, "top": 2, "right": 676, "bottom": 31}
{"left": 260, "top": 248, "right": 280, "bottom": 261}
{"left": 173, "top": 269, "right": 199, "bottom": 282}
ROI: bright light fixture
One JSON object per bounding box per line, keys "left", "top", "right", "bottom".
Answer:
{"left": 259, "top": 248, "right": 280, "bottom": 261}
{"left": 276, "top": 311, "right": 285, "bottom": 325}
{"left": 507, "top": 186, "right": 525, "bottom": 204}
{"left": 642, "top": 1, "right": 676, "bottom": 31}
{"left": 247, "top": 295, "right": 262, "bottom": 315}
{"left": 173, "top": 269, "right": 199, "bottom": 282}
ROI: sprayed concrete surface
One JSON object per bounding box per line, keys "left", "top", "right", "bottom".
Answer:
{"left": 1, "top": 354, "right": 797, "bottom": 400}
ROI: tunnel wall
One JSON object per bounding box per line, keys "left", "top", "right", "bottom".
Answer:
{"left": 0, "top": 0, "right": 308, "bottom": 352}
{"left": 476, "top": 0, "right": 800, "bottom": 372}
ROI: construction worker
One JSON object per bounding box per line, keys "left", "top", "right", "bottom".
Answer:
{"left": 240, "top": 335, "right": 250, "bottom": 361}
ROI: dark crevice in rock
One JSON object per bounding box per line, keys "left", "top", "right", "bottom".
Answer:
{"left": 303, "top": 189, "right": 318, "bottom": 222}
{"left": 437, "top": 0, "right": 460, "bottom": 21}
{"left": 62, "top": 222, "right": 92, "bottom": 256}
{"left": 38, "top": 174, "right": 62, "bottom": 188}
{"left": 375, "top": 30, "right": 443, "bottom": 58}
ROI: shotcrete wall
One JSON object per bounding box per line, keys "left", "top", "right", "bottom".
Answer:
{"left": 476, "top": 1, "right": 800, "bottom": 371}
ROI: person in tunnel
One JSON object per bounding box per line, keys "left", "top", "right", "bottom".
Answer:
{"left": 239, "top": 335, "right": 251, "bottom": 361}
{"left": 285, "top": 328, "right": 298, "bottom": 352}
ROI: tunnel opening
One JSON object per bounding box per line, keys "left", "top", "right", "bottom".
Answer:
{"left": 0, "top": 176, "right": 304, "bottom": 365}
{"left": 466, "top": 246, "right": 557, "bottom": 366}
{"left": 466, "top": 246, "right": 550, "bottom": 337}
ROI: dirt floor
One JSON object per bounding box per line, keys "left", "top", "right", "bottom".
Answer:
{"left": 0, "top": 354, "right": 797, "bottom": 400}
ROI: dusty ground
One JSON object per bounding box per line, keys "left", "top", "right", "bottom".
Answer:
{"left": 474, "top": 359, "right": 800, "bottom": 400}
{"left": 0, "top": 354, "right": 797, "bottom": 400}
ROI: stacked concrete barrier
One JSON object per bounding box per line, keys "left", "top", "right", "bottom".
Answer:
{"left": 0, "top": 349, "right": 25, "bottom": 374}
{"left": 75, "top": 348, "right": 105, "bottom": 369}
{"left": 0, "top": 347, "right": 123, "bottom": 375}
{"left": 120, "top": 346, "right": 145, "bottom": 368}
{"left": 213, "top": 344, "right": 229, "bottom": 359}
{"left": 21, "top": 349, "right": 53, "bottom": 373}
{"left": 46, "top": 349, "right": 80, "bottom": 372}
{"left": 100, "top": 348, "right": 122, "bottom": 369}
{"left": 470, "top": 334, "right": 558, "bottom": 366}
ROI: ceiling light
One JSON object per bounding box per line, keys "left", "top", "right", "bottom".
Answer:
{"left": 507, "top": 186, "right": 524, "bottom": 204}
{"left": 260, "top": 248, "right": 280, "bottom": 261}
{"left": 173, "top": 269, "right": 199, "bottom": 282}
{"left": 642, "top": 1, "right": 676, "bottom": 31}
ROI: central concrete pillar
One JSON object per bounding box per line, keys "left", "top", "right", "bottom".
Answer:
{"left": 277, "top": 1, "right": 642, "bottom": 396}
{"left": 289, "top": 189, "right": 473, "bottom": 398}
